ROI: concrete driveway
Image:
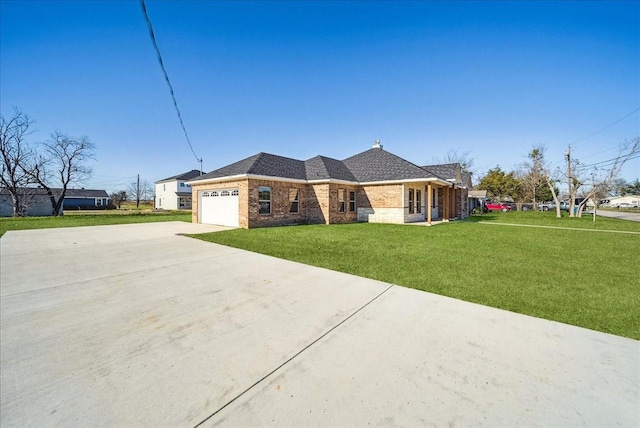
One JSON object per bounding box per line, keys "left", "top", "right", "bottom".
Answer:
{"left": 1, "top": 222, "right": 638, "bottom": 427}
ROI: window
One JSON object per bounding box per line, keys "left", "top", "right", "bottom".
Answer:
{"left": 221, "top": 190, "right": 230, "bottom": 196}
{"left": 163, "top": 184, "right": 166, "bottom": 191}
{"left": 231, "top": 190, "right": 239, "bottom": 196}
{"left": 211, "top": 191, "right": 218, "bottom": 197}
{"left": 408, "top": 189, "right": 414, "bottom": 214}
{"left": 186, "top": 183, "right": 191, "bottom": 187}
{"left": 203, "top": 192, "right": 210, "bottom": 197}
{"left": 289, "top": 188, "right": 299, "bottom": 213}
{"left": 180, "top": 182, "right": 185, "bottom": 187}
{"left": 259, "top": 187, "right": 271, "bottom": 215}
{"left": 349, "top": 190, "right": 356, "bottom": 212}
{"left": 338, "top": 188, "right": 346, "bottom": 212}
{"left": 96, "top": 198, "right": 103, "bottom": 206}
{"left": 416, "top": 190, "right": 421, "bottom": 213}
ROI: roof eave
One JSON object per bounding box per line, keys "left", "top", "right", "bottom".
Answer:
{"left": 360, "top": 178, "right": 454, "bottom": 186}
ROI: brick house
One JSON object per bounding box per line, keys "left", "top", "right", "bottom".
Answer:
{"left": 187, "top": 142, "right": 468, "bottom": 228}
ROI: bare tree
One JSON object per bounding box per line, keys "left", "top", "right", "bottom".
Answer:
{"left": 128, "top": 175, "right": 153, "bottom": 208}
{"left": 432, "top": 148, "right": 476, "bottom": 175}
{"left": 518, "top": 146, "right": 548, "bottom": 209}
{"left": 569, "top": 137, "right": 639, "bottom": 217}
{"left": 109, "top": 190, "right": 127, "bottom": 209}
{"left": 519, "top": 146, "right": 563, "bottom": 218}
{"left": 0, "top": 108, "right": 37, "bottom": 216}
{"left": 28, "top": 131, "right": 96, "bottom": 216}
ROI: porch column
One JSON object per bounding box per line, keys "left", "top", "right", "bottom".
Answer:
{"left": 443, "top": 186, "right": 449, "bottom": 221}
{"left": 427, "top": 182, "right": 432, "bottom": 225}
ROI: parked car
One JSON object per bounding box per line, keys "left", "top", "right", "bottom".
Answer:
{"left": 617, "top": 203, "right": 638, "bottom": 209}
{"left": 538, "top": 202, "right": 553, "bottom": 211}
{"left": 484, "top": 201, "right": 511, "bottom": 212}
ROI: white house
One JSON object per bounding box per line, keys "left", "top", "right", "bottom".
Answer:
{"left": 155, "top": 170, "right": 202, "bottom": 210}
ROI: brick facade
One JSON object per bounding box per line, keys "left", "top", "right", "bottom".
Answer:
{"left": 192, "top": 178, "right": 461, "bottom": 228}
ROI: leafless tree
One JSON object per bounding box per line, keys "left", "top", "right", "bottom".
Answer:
{"left": 569, "top": 137, "right": 639, "bottom": 218}
{"left": 519, "top": 146, "right": 563, "bottom": 218}
{"left": 128, "top": 176, "right": 153, "bottom": 208}
{"left": 28, "top": 131, "right": 96, "bottom": 216}
{"left": 109, "top": 190, "right": 127, "bottom": 209}
{"left": 432, "top": 148, "right": 476, "bottom": 175}
{"left": 0, "top": 109, "right": 36, "bottom": 216}
{"left": 518, "top": 146, "right": 548, "bottom": 209}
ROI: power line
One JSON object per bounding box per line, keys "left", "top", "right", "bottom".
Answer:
{"left": 549, "top": 108, "right": 640, "bottom": 167}
{"left": 140, "top": 0, "right": 202, "bottom": 166}
{"left": 570, "top": 107, "right": 639, "bottom": 146}
{"left": 575, "top": 153, "right": 640, "bottom": 171}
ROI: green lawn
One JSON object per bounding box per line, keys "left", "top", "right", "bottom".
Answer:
{"left": 191, "top": 212, "right": 640, "bottom": 339}
{"left": 0, "top": 211, "right": 192, "bottom": 237}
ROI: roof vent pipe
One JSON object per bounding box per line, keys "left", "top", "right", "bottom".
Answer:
{"left": 372, "top": 140, "right": 383, "bottom": 149}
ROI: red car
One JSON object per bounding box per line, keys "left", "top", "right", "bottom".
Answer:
{"left": 484, "top": 201, "right": 511, "bottom": 212}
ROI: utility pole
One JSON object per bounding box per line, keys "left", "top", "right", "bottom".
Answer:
{"left": 566, "top": 146, "right": 573, "bottom": 217}
{"left": 136, "top": 174, "right": 140, "bottom": 208}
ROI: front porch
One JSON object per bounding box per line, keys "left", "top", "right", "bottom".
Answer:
{"left": 403, "top": 181, "right": 464, "bottom": 225}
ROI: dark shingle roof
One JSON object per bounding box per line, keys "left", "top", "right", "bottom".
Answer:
{"left": 343, "top": 148, "right": 436, "bottom": 182}
{"left": 421, "top": 163, "right": 459, "bottom": 181}
{"left": 156, "top": 169, "right": 202, "bottom": 183}
{"left": 191, "top": 147, "right": 453, "bottom": 184}
{"left": 304, "top": 156, "right": 357, "bottom": 181}
{"left": 197, "top": 153, "right": 307, "bottom": 181}
{"left": 65, "top": 189, "right": 109, "bottom": 198}
{"left": 0, "top": 187, "right": 108, "bottom": 198}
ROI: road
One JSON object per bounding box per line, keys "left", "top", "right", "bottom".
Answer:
{"left": 595, "top": 209, "right": 640, "bottom": 222}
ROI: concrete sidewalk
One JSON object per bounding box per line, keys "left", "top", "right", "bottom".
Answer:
{"left": 1, "top": 222, "right": 638, "bottom": 427}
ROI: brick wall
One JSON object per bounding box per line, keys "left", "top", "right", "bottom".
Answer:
{"left": 247, "top": 179, "right": 308, "bottom": 228}
{"left": 357, "top": 184, "right": 404, "bottom": 223}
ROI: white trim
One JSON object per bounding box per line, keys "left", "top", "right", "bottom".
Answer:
{"left": 187, "top": 173, "right": 309, "bottom": 186}
{"left": 360, "top": 178, "right": 452, "bottom": 186}
{"left": 187, "top": 173, "right": 454, "bottom": 188}
{"left": 187, "top": 173, "right": 247, "bottom": 185}
{"left": 307, "top": 178, "right": 358, "bottom": 185}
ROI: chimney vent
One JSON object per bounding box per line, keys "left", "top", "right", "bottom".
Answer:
{"left": 372, "top": 140, "right": 383, "bottom": 149}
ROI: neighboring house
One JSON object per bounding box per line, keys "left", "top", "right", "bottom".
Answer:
{"left": 468, "top": 189, "right": 487, "bottom": 212}
{"left": 603, "top": 195, "right": 640, "bottom": 208}
{"left": 155, "top": 170, "right": 202, "bottom": 210}
{"left": 0, "top": 187, "right": 110, "bottom": 216}
{"left": 187, "top": 142, "right": 466, "bottom": 229}
{"left": 63, "top": 189, "right": 110, "bottom": 210}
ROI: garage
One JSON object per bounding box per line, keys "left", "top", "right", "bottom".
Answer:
{"left": 199, "top": 189, "right": 239, "bottom": 227}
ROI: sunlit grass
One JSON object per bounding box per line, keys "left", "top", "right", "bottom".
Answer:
{"left": 0, "top": 211, "right": 191, "bottom": 237}
{"left": 191, "top": 213, "right": 640, "bottom": 339}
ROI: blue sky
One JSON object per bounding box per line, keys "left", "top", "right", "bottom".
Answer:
{"left": 1, "top": 0, "right": 638, "bottom": 193}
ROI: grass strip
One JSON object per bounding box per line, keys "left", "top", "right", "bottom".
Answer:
{"left": 0, "top": 211, "right": 191, "bottom": 238}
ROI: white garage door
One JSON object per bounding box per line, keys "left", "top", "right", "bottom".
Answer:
{"left": 200, "top": 189, "right": 239, "bottom": 227}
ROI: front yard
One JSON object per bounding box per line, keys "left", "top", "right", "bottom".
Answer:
{"left": 191, "top": 212, "right": 640, "bottom": 339}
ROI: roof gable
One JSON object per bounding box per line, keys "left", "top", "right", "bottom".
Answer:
{"left": 304, "top": 156, "right": 357, "bottom": 181}
{"left": 343, "top": 148, "right": 435, "bottom": 182}
{"left": 197, "top": 152, "right": 307, "bottom": 181}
